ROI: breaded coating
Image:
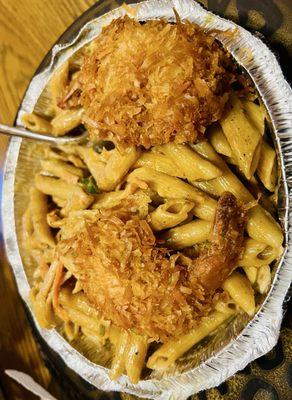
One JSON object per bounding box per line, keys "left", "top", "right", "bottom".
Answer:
{"left": 62, "top": 17, "right": 238, "bottom": 148}
{"left": 190, "top": 192, "right": 247, "bottom": 291}
{"left": 56, "top": 193, "right": 246, "bottom": 342}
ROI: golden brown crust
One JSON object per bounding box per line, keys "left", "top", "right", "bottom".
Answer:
{"left": 62, "top": 16, "right": 238, "bottom": 148}
{"left": 190, "top": 192, "right": 247, "bottom": 291}
{"left": 56, "top": 192, "right": 245, "bottom": 342}
{"left": 56, "top": 204, "right": 216, "bottom": 342}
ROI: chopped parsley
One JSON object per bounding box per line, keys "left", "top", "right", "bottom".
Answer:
{"left": 81, "top": 176, "right": 100, "bottom": 195}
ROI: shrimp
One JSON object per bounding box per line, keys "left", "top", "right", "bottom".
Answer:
{"left": 190, "top": 192, "right": 247, "bottom": 292}
{"left": 53, "top": 192, "right": 246, "bottom": 341}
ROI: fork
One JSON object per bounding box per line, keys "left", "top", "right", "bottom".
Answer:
{"left": 0, "top": 123, "right": 88, "bottom": 144}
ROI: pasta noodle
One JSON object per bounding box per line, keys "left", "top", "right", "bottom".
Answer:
{"left": 256, "top": 265, "right": 272, "bottom": 294}
{"left": 134, "top": 151, "right": 185, "bottom": 178}
{"left": 241, "top": 99, "right": 266, "bottom": 135}
{"left": 192, "top": 142, "right": 283, "bottom": 248}
{"left": 22, "top": 113, "right": 52, "bottom": 134}
{"left": 162, "top": 219, "right": 211, "bottom": 249}
{"left": 256, "top": 140, "right": 277, "bottom": 192}
{"left": 109, "top": 331, "right": 129, "bottom": 381}
{"left": 222, "top": 272, "right": 255, "bottom": 316}
{"left": 79, "top": 146, "right": 139, "bottom": 191}
{"left": 239, "top": 238, "right": 280, "bottom": 268}
{"left": 29, "top": 187, "right": 55, "bottom": 248}
{"left": 208, "top": 123, "right": 233, "bottom": 158}
{"left": 51, "top": 109, "right": 83, "bottom": 136}
{"left": 127, "top": 167, "right": 217, "bottom": 221}
{"left": 35, "top": 174, "right": 93, "bottom": 211}
{"left": 40, "top": 159, "right": 84, "bottom": 184}
{"left": 243, "top": 266, "right": 258, "bottom": 285}
{"left": 220, "top": 95, "right": 262, "bottom": 179}
{"left": 147, "top": 302, "right": 236, "bottom": 370}
{"left": 159, "top": 142, "right": 222, "bottom": 181}
{"left": 125, "top": 333, "right": 148, "bottom": 384}
{"left": 149, "top": 199, "right": 194, "bottom": 231}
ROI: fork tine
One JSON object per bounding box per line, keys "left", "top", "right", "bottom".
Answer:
{"left": 0, "top": 123, "right": 88, "bottom": 144}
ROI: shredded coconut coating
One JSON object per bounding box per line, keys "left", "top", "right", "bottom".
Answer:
{"left": 56, "top": 193, "right": 245, "bottom": 342}
{"left": 57, "top": 211, "right": 215, "bottom": 342}
{"left": 74, "top": 17, "right": 238, "bottom": 148}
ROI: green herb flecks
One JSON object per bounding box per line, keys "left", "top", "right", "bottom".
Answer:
{"left": 81, "top": 176, "right": 100, "bottom": 195}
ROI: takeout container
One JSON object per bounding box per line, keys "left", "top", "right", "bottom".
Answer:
{"left": 2, "top": 0, "right": 292, "bottom": 399}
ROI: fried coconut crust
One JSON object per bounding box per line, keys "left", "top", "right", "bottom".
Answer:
{"left": 68, "top": 17, "right": 238, "bottom": 148}
{"left": 57, "top": 192, "right": 246, "bottom": 342}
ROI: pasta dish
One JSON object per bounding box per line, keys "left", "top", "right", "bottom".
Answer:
{"left": 21, "top": 15, "right": 284, "bottom": 384}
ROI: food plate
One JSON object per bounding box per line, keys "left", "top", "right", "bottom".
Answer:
{"left": 2, "top": 0, "right": 292, "bottom": 399}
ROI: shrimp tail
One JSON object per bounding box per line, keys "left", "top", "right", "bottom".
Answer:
{"left": 190, "top": 191, "right": 247, "bottom": 292}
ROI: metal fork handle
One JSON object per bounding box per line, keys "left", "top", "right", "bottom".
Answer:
{"left": 0, "top": 123, "right": 88, "bottom": 144}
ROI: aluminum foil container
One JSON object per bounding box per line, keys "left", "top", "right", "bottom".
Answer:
{"left": 2, "top": 0, "right": 292, "bottom": 399}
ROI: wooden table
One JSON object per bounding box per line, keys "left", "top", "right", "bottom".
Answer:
{"left": 0, "top": 1, "right": 291, "bottom": 399}
{"left": 0, "top": 2, "right": 95, "bottom": 398}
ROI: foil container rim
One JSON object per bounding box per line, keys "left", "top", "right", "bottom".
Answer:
{"left": 2, "top": 1, "right": 292, "bottom": 399}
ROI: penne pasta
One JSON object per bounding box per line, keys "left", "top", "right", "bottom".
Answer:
{"left": 246, "top": 206, "right": 283, "bottom": 250}
{"left": 134, "top": 151, "right": 185, "bottom": 178}
{"left": 22, "top": 113, "right": 52, "bottom": 134}
{"left": 127, "top": 167, "right": 217, "bottom": 221}
{"left": 162, "top": 219, "right": 211, "bottom": 249}
{"left": 77, "top": 146, "right": 105, "bottom": 183}
{"left": 242, "top": 266, "right": 258, "bottom": 285}
{"left": 35, "top": 174, "right": 93, "bottom": 211}
{"left": 190, "top": 179, "right": 220, "bottom": 199}
{"left": 159, "top": 142, "right": 222, "bottom": 181}
{"left": 256, "top": 265, "right": 271, "bottom": 294}
{"left": 220, "top": 95, "right": 262, "bottom": 179}
{"left": 241, "top": 99, "right": 266, "bottom": 135}
{"left": 59, "top": 288, "right": 116, "bottom": 345}
{"left": 51, "top": 109, "right": 83, "bottom": 136}
{"left": 256, "top": 140, "right": 277, "bottom": 192}
{"left": 222, "top": 272, "right": 255, "bottom": 316}
{"left": 59, "top": 288, "right": 99, "bottom": 318}
{"left": 45, "top": 147, "right": 86, "bottom": 169}
{"left": 239, "top": 238, "right": 279, "bottom": 268}
{"left": 147, "top": 303, "right": 236, "bottom": 370}
{"left": 64, "top": 321, "right": 80, "bottom": 342}
{"left": 100, "top": 147, "right": 140, "bottom": 191}
{"left": 191, "top": 142, "right": 252, "bottom": 202}
{"left": 149, "top": 199, "right": 194, "bottom": 231}
{"left": 41, "top": 159, "right": 84, "bottom": 184}
{"left": 192, "top": 142, "right": 283, "bottom": 248}
{"left": 62, "top": 301, "right": 101, "bottom": 335}
{"left": 30, "top": 187, "right": 55, "bottom": 247}
{"left": 80, "top": 146, "right": 139, "bottom": 192}
{"left": 208, "top": 123, "right": 233, "bottom": 158}
{"left": 109, "top": 330, "right": 129, "bottom": 381}
{"left": 30, "top": 261, "right": 60, "bottom": 328}
{"left": 51, "top": 196, "right": 67, "bottom": 208}
{"left": 92, "top": 188, "right": 151, "bottom": 218}
{"left": 108, "top": 325, "right": 121, "bottom": 348}
{"left": 124, "top": 333, "right": 148, "bottom": 384}
{"left": 92, "top": 190, "right": 128, "bottom": 209}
